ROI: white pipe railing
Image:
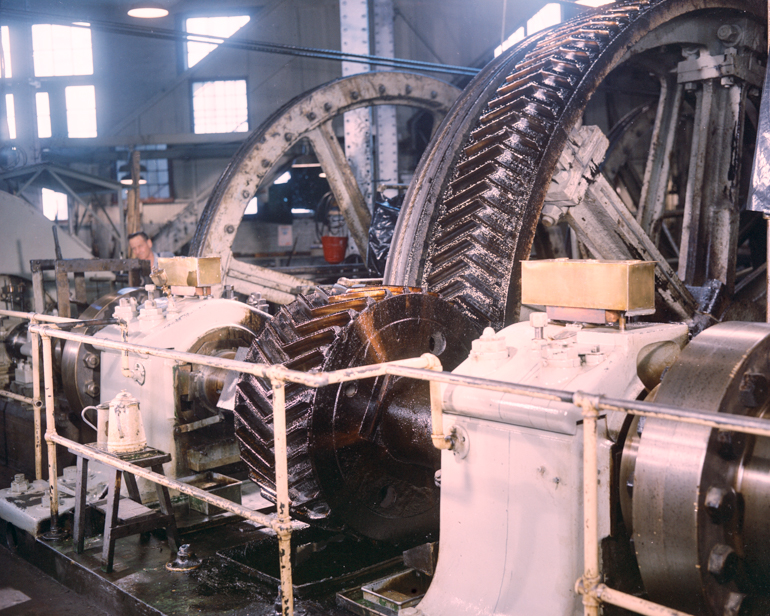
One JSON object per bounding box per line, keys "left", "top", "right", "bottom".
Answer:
{"left": 2, "top": 309, "right": 767, "bottom": 616}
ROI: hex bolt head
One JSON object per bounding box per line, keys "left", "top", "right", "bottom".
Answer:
{"left": 704, "top": 486, "right": 736, "bottom": 524}
{"left": 85, "top": 381, "right": 100, "bottom": 397}
{"left": 708, "top": 543, "right": 738, "bottom": 583}
{"left": 83, "top": 352, "right": 100, "bottom": 369}
{"left": 717, "top": 24, "right": 741, "bottom": 46}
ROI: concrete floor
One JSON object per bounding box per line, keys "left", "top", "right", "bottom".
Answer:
{"left": 0, "top": 458, "right": 110, "bottom": 616}
{"left": 0, "top": 543, "right": 110, "bottom": 616}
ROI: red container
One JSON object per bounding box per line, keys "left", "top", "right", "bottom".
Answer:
{"left": 321, "top": 236, "right": 348, "bottom": 264}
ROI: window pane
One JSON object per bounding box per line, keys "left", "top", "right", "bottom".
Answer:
{"left": 186, "top": 15, "right": 250, "bottom": 68}
{"left": 244, "top": 196, "right": 258, "bottom": 215}
{"left": 527, "top": 4, "right": 561, "bottom": 35}
{"left": 494, "top": 27, "right": 524, "bottom": 58}
{"left": 32, "top": 24, "right": 93, "bottom": 77}
{"left": 1, "top": 26, "right": 11, "bottom": 78}
{"left": 192, "top": 80, "right": 248, "bottom": 134}
{"left": 115, "top": 144, "right": 171, "bottom": 200}
{"left": 5, "top": 94, "right": 15, "bottom": 139}
{"left": 65, "top": 85, "right": 97, "bottom": 138}
{"left": 42, "top": 188, "right": 68, "bottom": 221}
{"left": 36, "top": 92, "right": 52, "bottom": 138}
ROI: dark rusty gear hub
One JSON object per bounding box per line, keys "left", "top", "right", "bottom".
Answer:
{"left": 234, "top": 286, "right": 479, "bottom": 542}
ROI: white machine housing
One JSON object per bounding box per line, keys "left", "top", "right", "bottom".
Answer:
{"left": 94, "top": 293, "right": 265, "bottom": 498}
{"left": 409, "top": 317, "right": 688, "bottom": 616}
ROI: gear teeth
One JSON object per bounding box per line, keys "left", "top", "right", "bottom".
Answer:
{"left": 421, "top": 0, "right": 660, "bottom": 330}
{"left": 233, "top": 287, "right": 415, "bottom": 524}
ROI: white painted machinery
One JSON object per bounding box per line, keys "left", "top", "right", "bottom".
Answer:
{"left": 235, "top": 259, "right": 770, "bottom": 616}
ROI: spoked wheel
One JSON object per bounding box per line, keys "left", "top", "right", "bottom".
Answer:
{"left": 386, "top": 0, "right": 767, "bottom": 332}
{"left": 188, "top": 72, "right": 460, "bottom": 303}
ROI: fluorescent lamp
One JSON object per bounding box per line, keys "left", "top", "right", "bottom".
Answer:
{"left": 575, "top": 0, "right": 615, "bottom": 6}
{"left": 127, "top": 3, "right": 169, "bottom": 18}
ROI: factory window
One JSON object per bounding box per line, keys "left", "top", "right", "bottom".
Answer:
{"left": 192, "top": 79, "right": 248, "bottom": 134}
{"left": 31, "top": 24, "right": 93, "bottom": 77}
{"left": 36, "top": 92, "right": 52, "bottom": 138}
{"left": 117, "top": 145, "right": 172, "bottom": 201}
{"left": 142, "top": 152, "right": 171, "bottom": 201}
{"left": 42, "top": 188, "right": 68, "bottom": 221}
{"left": 244, "top": 196, "right": 258, "bottom": 215}
{"left": 185, "top": 15, "right": 250, "bottom": 68}
{"left": 495, "top": 3, "right": 562, "bottom": 57}
{"left": 5, "top": 94, "right": 15, "bottom": 139}
{"left": 527, "top": 4, "right": 561, "bottom": 34}
{"left": 1, "top": 26, "right": 11, "bottom": 77}
{"left": 65, "top": 85, "right": 97, "bottom": 138}
{"left": 494, "top": 28, "right": 524, "bottom": 57}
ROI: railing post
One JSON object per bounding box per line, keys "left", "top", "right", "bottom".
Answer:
{"left": 41, "top": 332, "right": 66, "bottom": 540}
{"left": 575, "top": 391, "right": 601, "bottom": 616}
{"left": 272, "top": 377, "right": 294, "bottom": 616}
{"left": 30, "top": 324, "right": 43, "bottom": 481}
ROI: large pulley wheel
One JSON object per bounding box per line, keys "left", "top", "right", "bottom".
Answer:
{"left": 234, "top": 287, "right": 479, "bottom": 541}
{"left": 623, "top": 322, "right": 770, "bottom": 615}
{"left": 189, "top": 72, "right": 460, "bottom": 301}
{"left": 386, "top": 0, "right": 766, "bottom": 331}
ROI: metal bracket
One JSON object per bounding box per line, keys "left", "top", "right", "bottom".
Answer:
{"left": 677, "top": 48, "right": 764, "bottom": 87}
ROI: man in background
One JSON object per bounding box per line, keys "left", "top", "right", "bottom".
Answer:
{"left": 128, "top": 231, "right": 174, "bottom": 284}
{"left": 128, "top": 231, "right": 160, "bottom": 269}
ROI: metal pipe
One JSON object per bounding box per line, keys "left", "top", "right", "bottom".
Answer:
{"left": 0, "top": 390, "right": 34, "bottom": 405}
{"left": 41, "top": 333, "right": 64, "bottom": 538}
{"left": 575, "top": 392, "right": 601, "bottom": 616}
{"left": 0, "top": 309, "right": 77, "bottom": 324}
{"left": 27, "top": 324, "right": 770, "bottom": 438}
{"left": 48, "top": 434, "right": 291, "bottom": 531}
{"left": 766, "top": 215, "right": 770, "bottom": 323}
{"left": 596, "top": 396, "right": 770, "bottom": 438}
{"left": 28, "top": 322, "right": 573, "bottom": 400}
{"left": 424, "top": 354, "right": 452, "bottom": 450}
{"left": 272, "top": 379, "right": 294, "bottom": 616}
{"left": 594, "top": 585, "right": 695, "bottom": 616}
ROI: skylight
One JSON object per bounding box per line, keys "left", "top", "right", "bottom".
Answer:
{"left": 186, "top": 16, "right": 250, "bottom": 68}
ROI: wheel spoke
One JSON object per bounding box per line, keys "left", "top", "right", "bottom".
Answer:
{"left": 189, "top": 72, "right": 460, "bottom": 297}
{"left": 546, "top": 125, "right": 698, "bottom": 319}
{"left": 679, "top": 79, "right": 714, "bottom": 285}
{"left": 637, "top": 73, "right": 683, "bottom": 243}
{"left": 306, "top": 121, "right": 371, "bottom": 256}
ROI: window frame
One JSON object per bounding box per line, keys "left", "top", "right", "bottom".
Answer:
{"left": 190, "top": 78, "right": 249, "bottom": 135}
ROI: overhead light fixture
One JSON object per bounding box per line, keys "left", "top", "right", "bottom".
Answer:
{"left": 575, "top": 0, "right": 615, "bottom": 6}
{"left": 127, "top": 2, "right": 169, "bottom": 18}
{"left": 119, "top": 163, "right": 148, "bottom": 185}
